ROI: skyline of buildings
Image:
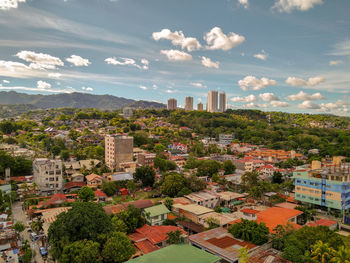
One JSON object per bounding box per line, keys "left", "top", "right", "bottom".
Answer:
{"left": 167, "top": 90, "right": 227, "bottom": 112}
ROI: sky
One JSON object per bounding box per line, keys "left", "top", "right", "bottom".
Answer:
{"left": 0, "top": 0, "right": 349, "bottom": 115}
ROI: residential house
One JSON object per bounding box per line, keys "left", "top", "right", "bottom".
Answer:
{"left": 172, "top": 204, "right": 213, "bottom": 224}
{"left": 143, "top": 204, "right": 170, "bottom": 226}
{"left": 85, "top": 173, "right": 103, "bottom": 188}
{"left": 71, "top": 173, "right": 84, "bottom": 182}
{"left": 184, "top": 191, "right": 220, "bottom": 209}
{"left": 103, "top": 172, "right": 133, "bottom": 182}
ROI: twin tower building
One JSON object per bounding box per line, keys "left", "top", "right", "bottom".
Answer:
{"left": 167, "top": 91, "right": 226, "bottom": 113}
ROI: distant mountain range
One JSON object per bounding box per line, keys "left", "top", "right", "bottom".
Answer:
{"left": 0, "top": 91, "right": 166, "bottom": 110}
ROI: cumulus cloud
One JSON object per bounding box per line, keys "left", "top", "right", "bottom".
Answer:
{"left": 244, "top": 102, "right": 259, "bottom": 108}
{"left": 165, "top": 89, "right": 177, "bottom": 93}
{"left": 0, "top": 0, "right": 26, "bottom": 10}
{"left": 270, "top": 101, "right": 290, "bottom": 107}
{"left": 2, "top": 80, "right": 10, "bottom": 84}
{"left": 160, "top": 50, "right": 192, "bottom": 61}
{"left": 253, "top": 50, "right": 268, "bottom": 61}
{"left": 286, "top": 91, "right": 325, "bottom": 101}
{"left": 285, "top": 76, "right": 325, "bottom": 86}
{"left": 204, "top": 27, "right": 245, "bottom": 51}
{"left": 238, "top": 0, "right": 249, "bottom": 8}
{"left": 0, "top": 85, "right": 76, "bottom": 93}
{"left": 273, "top": 0, "right": 323, "bottom": 13}
{"left": 15, "top": 50, "right": 64, "bottom": 70}
{"left": 104, "top": 57, "right": 148, "bottom": 70}
{"left": 319, "top": 100, "right": 349, "bottom": 114}
{"left": 139, "top": 85, "right": 148, "bottom": 90}
{"left": 37, "top": 80, "right": 51, "bottom": 90}
{"left": 191, "top": 82, "right": 207, "bottom": 88}
{"left": 48, "top": 73, "right": 62, "bottom": 79}
{"left": 259, "top": 92, "right": 279, "bottom": 101}
{"left": 82, "top": 86, "right": 93, "bottom": 91}
{"left": 66, "top": 55, "right": 90, "bottom": 67}
{"left": 298, "top": 100, "right": 321, "bottom": 109}
{"left": 329, "top": 60, "right": 343, "bottom": 66}
{"left": 201, "top": 56, "right": 219, "bottom": 69}
{"left": 152, "top": 29, "right": 201, "bottom": 52}
{"left": 231, "top": 94, "right": 257, "bottom": 103}
{"left": 238, "top": 76, "right": 276, "bottom": 91}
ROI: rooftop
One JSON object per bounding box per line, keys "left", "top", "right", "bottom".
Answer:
{"left": 173, "top": 204, "right": 214, "bottom": 216}
{"left": 189, "top": 228, "right": 256, "bottom": 262}
{"left": 307, "top": 219, "right": 337, "bottom": 227}
{"left": 144, "top": 204, "right": 170, "bottom": 217}
{"left": 126, "top": 244, "right": 220, "bottom": 263}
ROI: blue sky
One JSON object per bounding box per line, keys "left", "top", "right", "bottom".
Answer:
{"left": 0, "top": 0, "right": 349, "bottom": 115}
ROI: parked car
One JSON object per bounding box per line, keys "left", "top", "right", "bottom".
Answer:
{"left": 30, "top": 232, "right": 39, "bottom": 241}
{"left": 39, "top": 246, "right": 48, "bottom": 257}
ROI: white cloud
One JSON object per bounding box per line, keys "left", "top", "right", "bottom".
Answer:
{"left": 273, "top": 0, "right": 323, "bottom": 13}
{"left": 285, "top": 76, "right": 325, "bottom": 86}
{"left": 238, "top": 76, "right": 276, "bottom": 91}
{"left": 81, "top": 86, "right": 93, "bottom": 91}
{"left": 204, "top": 27, "right": 245, "bottom": 51}
{"left": 2, "top": 80, "right": 9, "bottom": 84}
{"left": 66, "top": 55, "right": 91, "bottom": 67}
{"left": 201, "top": 56, "right": 219, "bottom": 69}
{"left": 141, "top": 59, "right": 149, "bottom": 70}
{"left": 0, "top": 85, "right": 76, "bottom": 93}
{"left": 231, "top": 94, "right": 257, "bottom": 103}
{"left": 238, "top": 0, "right": 249, "bottom": 9}
{"left": 244, "top": 102, "right": 259, "bottom": 108}
{"left": 48, "top": 73, "right": 62, "bottom": 79}
{"left": 298, "top": 100, "right": 321, "bottom": 109}
{"left": 152, "top": 84, "right": 158, "bottom": 90}
{"left": 139, "top": 85, "right": 148, "bottom": 90}
{"left": 152, "top": 29, "right": 201, "bottom": 52}
{"left": 259, "top": 92, "right": 279, "bottom": 101}
{"left": 253, "top": 50, "right": 268, "bottom": 61}
{"left": 319, "top": 100, "right": 349, "bottom": 114}
{"left": 37, "top": 80, "right": 51, "bottom": 90}
{"left": 15, "top": 50, "right": 64, "bottom": 70}
{"left": 329, "top": 60, "right": 343, "bottom": 66}
{"left": 0, "top": 0, "right": 26, "bottom": 10}
{"left": 191, "top": 82, "right": 207, "bottom": 88}
{"left": 165, "top": 89, "right": 177, "bottom": 93}
{"left": 286, "top": 91, "right": 325, "bottom": 101}
{"left": 270, "top": 101, "right": 290, "bottom": 107}
{"left": 160, "top": 50, "right": 192, "bottom": 61}
{"left": 104, "top": 57, "right": 148, "bottom": 70}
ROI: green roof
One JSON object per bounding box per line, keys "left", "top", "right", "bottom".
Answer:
{"left": 126, "top": 244, "right": 220, "bottom": 263}
{"left": 143, "top": 204, "right": 170, "bottom": 217}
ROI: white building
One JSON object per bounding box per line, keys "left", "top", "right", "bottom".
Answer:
{"left": 33, "top": 158, "right": 63, "bottom": 196}
{"left": 219, "top": 134, "right": 234, "bottom": 146}
{"left": 207, "top": 91, "right": 218, "bottom": 113}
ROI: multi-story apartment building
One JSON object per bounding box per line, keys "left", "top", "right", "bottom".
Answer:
{"left": 293, "top": 160, "right": 350, "bottom": 214}
{"left": 184, "top": 96, "right": 193, "bottom": 111}
{"left": 219, "top": 92, "right": 226, "bottom": 112}
{"left": 105, "top": 135, "right": 134, "bottom": 170}
{"left": 197, "top": 102, "right": 204, "bottom": 111}
{"left": 207, "top": 91, "right": 218, "bottom": 113}
{"left": 33, "top": 158, "right": 63, "bottom": 196}
{"left": 219, "top": 134, "right": 234, "bottom": 146}
{"left": 137, "top": 153, "right": 156, "bottom": 166}
{"left": 167, "top": 98, "right": 177, "bottom": 110}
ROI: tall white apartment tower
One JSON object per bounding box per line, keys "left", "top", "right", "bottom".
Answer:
{"left": 207, "top": 90, "right": 218, "bottom": 113}
{"left": 105, "top": 135, "right": 134, "bottom": 170}
{"left": 184, "top": 97, "right": 194, "bottom": 111}
{"left": 219, "top": 92, "right": 226, "bottom": 112}
{"left": 167, "top": 98, "right": 177, "bottom": 110}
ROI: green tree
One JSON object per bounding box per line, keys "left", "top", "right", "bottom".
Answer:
{"left": 60, "top": 150, "right": 70, "bottom": 161}
{"left": 163, "top": 197, "right": 174, "bottom": 211}
{"left": 111, "top": 218, "right": 128, "bottom": 233}
{"left": 113, "top": 205, "right": 145, "bottom": 233}
{"left": 241, "top": 171, "right": 259, "bottom": 189}
{"left": 206, "top": 217, "right": 219, "bottom": 230}
{"left": 223, "top": 160, "right": 236, "bottom": 175}
{"left": 161, "top": 173, "right": 186, "bottom": 197}
{"left": 167, "top": 230, "right": 182, "bottom": 244}
{"left": 272, "top": 171, "right": 283, "bottom": 184}
{"left": 101, "top": 182, "right": 117, "bottom": 197}
{"left": 331, "top": 246, "right": 350, "bottom": 263}
{"left": 196, "top": 159, "right": 221, "bottom": 177}
{"left": 154, "top": 143, "right": 166, "bottom": 153}
{"left": 185, "top": 175, "right": 206, "bottom": 192}
{"left": 101, "top": 232, "right": 135, "bottom": 263}
{"left": 13, "top": 221, "right": 25, "bottom": 233}
{"left": 78, "top": 186, "right": 95, "bottom": 202}
{"left": 60, "top": 239, "right": 101, "bottom": 263}
{"left": 133, "top": 166, "right": 155, "bottom": 187}
{"left": 311, "top": 240, "right": 336, "bottom": 263}
{"left": 228, "top": 219, "right": 269, "bottom": 245}
{"left": 238, "top": 246, "right": 250, "bottom": 263}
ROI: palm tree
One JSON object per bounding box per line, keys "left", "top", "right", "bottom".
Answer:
{"left": 331, "top": 246, "right": 350, "bottom": 263}
{"left": 238, "top": 246, "right": 249, "bottom": 263}
{"left": 311, "top": 240, "right": 336, "bottom": 263}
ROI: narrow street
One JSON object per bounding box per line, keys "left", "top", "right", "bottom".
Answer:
{"left": 12, "top": 202, "right": 45, "bottom": 263}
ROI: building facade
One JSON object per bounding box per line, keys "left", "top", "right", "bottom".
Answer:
{"left": 33, "top": 158, "right": 63, "bottom": 195}
{"left": 219, "top": 92, "right": 226, "bottom": 112}
{"left": 184, "top": 96, "right": 194, "bottom": 111}
{"left": 197, "top": 102, "right": 204, "bottom": 111}
{"left": 207, "top": 91, "right": 218, "bottom": 113}
{"left": 105, "top": 135, "right": 134, "bottom": 170}
{"left": 167, "top": 98, "right": 177, "bottom": 110}
{"left": 293, "top": 164, "right": 350, "bottom": 213}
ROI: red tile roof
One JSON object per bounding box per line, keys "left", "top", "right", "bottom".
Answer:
{"left": 134, "top": 240, "right": 159, "bottom": 254}
{"left": 241, "top": 208, "right": 259, "bottom": 214}
{"left": 308, "top": 219, "right": 337, "bottom": 227}
{"left": 94, "top": 190, "right": 107, "bottom": 198}
{"left": 123, "top": 199, "right": 154, "bottom": 210}
{"left": 103, "top": 204, "right": 125, "bottom": 215}
{"left": 63, "top": 181, "right": 86, "bottom": 190}
{"left": 39, "top": 193, "right": 68, "bottom": 208}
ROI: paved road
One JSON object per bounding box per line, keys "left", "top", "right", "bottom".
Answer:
{"left": 12, "top": 202, "right": 45, "bottom": 263}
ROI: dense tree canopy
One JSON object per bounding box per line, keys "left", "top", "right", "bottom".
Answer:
{"left": 229, "top": 219, "right": 269, "bottom": 245}
{"left": 133, "top": 166, "right": 156, "bottom": 187}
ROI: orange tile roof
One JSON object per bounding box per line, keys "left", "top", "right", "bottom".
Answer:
{"left": 134, "top": 240, "right": 159, "bottom": 254}
{"left": 308, "top": 219, "right": 337, "bottom": 227}
{"left": 241, "top": 208, "right": 259, "bottom": 214}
